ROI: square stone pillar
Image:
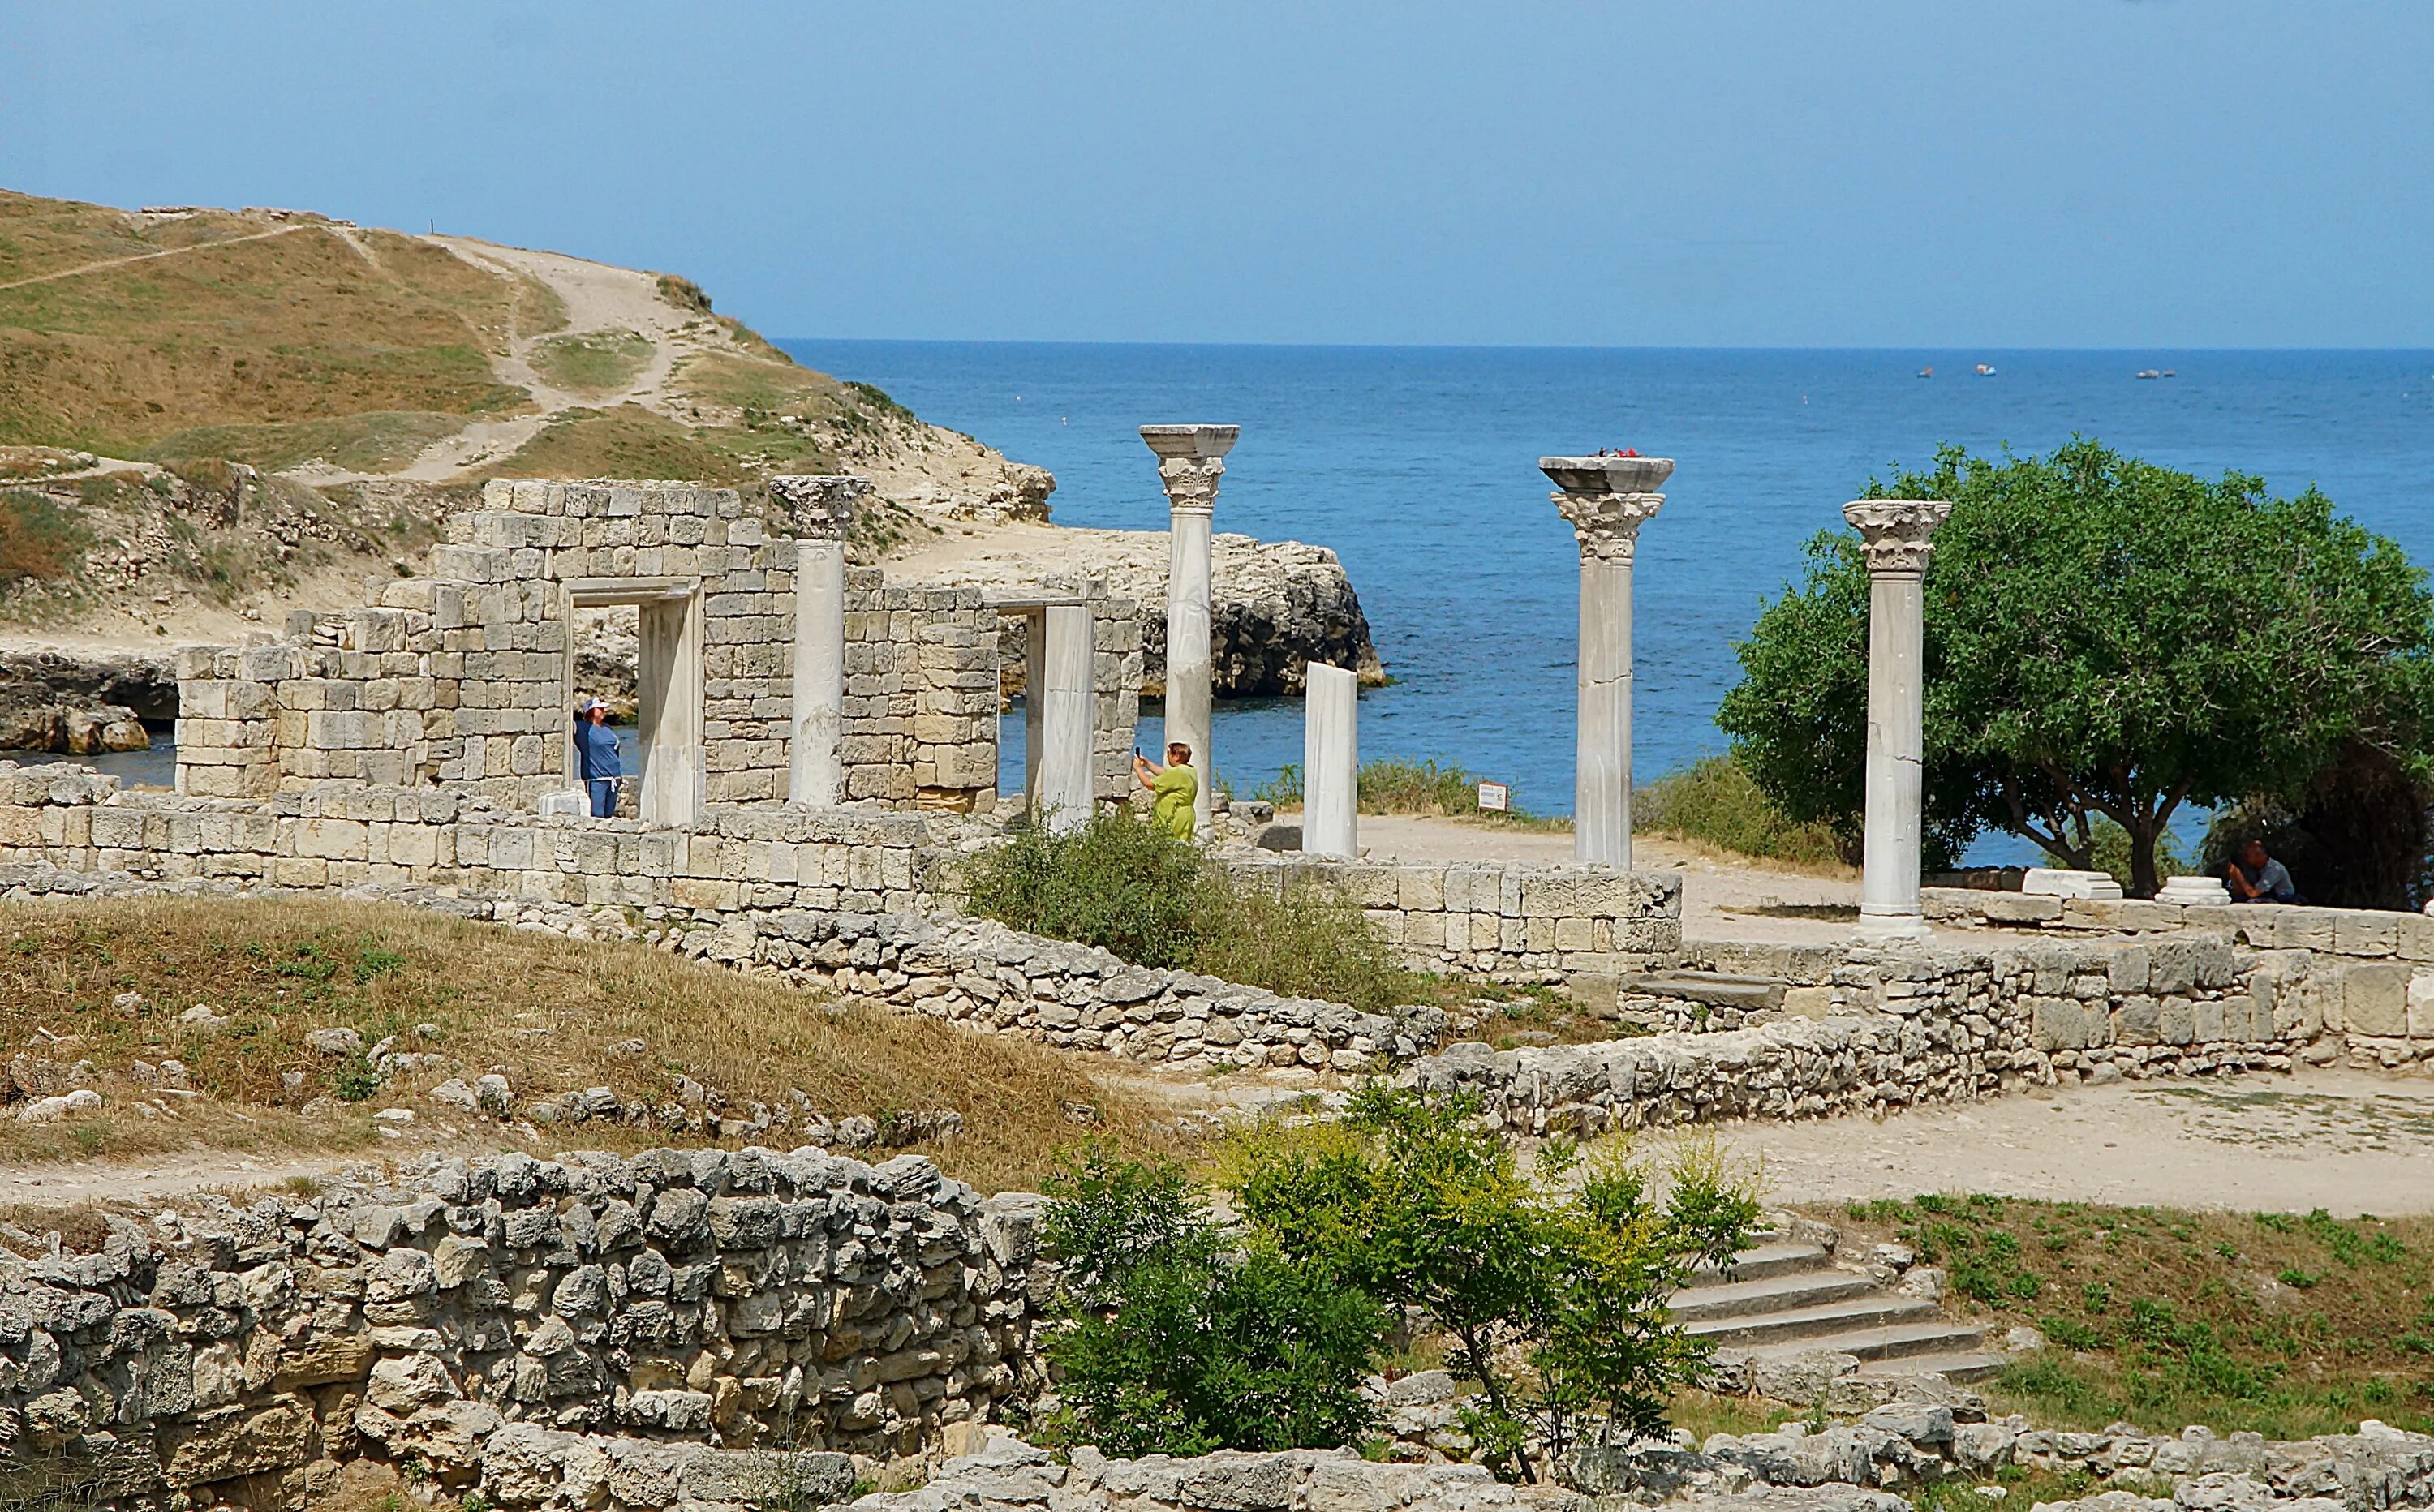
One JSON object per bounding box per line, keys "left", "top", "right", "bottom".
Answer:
{"left": 1039, "top": 603, "right": 1097, "bottom": 833}
{"left": 1141, "top": 423, "right": 1239, "bottom": 839}
{"left": 770, "top": 475, "right": 867, "bottom": 808}
{"left": 1843, "top": 498, "right": 1952, "bottom": 939}
{"left": 1302, "top": 661, "right": 1358, "bottom": 859}
{"left": 1542, "top": 456, "right": 1672, "bottom": 867}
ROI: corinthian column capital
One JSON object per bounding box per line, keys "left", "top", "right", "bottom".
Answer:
{"left": 1541, "top": 456, "right": 1675, "bottom": 563}
{"left": 1155, "top": 456, "right": 1226, "bottom": 517}
{"left": 1842, "top": 499, "right": 1952, "bottom": 577}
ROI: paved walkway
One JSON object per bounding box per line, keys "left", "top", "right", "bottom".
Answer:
{"left": 1640, "top": 1066, "right": 2434, "bottom": 1217}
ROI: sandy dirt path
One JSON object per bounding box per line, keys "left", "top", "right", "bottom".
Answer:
{"left": 1639, "top": 1066, "right": 2434, "bottom": 1217}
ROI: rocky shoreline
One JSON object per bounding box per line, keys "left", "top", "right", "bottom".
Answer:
{"left": 0, "top": 647, "right": 168, "bottom": 753}
{"left": 892, "top": 525, "right": 1385, "bottom": 698}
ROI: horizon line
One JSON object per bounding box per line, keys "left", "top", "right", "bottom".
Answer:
{"left": 773, "top": 337, "right": 2434, "bottom": 356}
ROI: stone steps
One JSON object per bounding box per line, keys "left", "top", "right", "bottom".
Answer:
{"left": 1671, "top": 1231, "right": 2000, "bottom": 1391}
{"left": 1684, "top": 1293, "right": 1946, "bottom": 1347}
{"left": 1684, "top": 1239, "right": 1832, "bottom": 1286}
{"left": 1851, "top": 1348, "right": 2006, "bottom": 1383}
{"left": 1669, "top": 1267, "right": 1883, "bottom": 1323}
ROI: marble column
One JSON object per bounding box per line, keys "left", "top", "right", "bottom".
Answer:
{"left": 1843, "top": 498, "right": 1952, "bottom": 939}
{"left": 771, "top": 475, "right": 867, "bottom": 808}
{"left": 1302, "top": 661, "right": 1358, "bottom": 859}
{"left": 1541, "top": 456, "right": 1672, "bottom": 867}
{"left": 1039, "top": 603, "right": 1097, "bottom": 833}
{"left": 1141, "top": 423, "right": 1239, "bottom": 838}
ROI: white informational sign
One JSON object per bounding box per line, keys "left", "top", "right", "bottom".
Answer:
{"left": 1477, "top": 781, "right": 1509, "bottom": 813}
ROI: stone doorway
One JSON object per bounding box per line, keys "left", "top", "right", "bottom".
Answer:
{"left": 566, "top": 578, "right": 703, "bottom": 827}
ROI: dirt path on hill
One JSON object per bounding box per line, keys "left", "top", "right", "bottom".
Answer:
{"left": 1348, "top": 814, "right": 1863, "bottom": 946}
{"left": 0, "top": 224, "right": 312, "bottom": 291}
{"left": 1640, "top": 1066, "right": 2434, "bottom": 1217}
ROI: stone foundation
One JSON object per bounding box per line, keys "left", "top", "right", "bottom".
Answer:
{"left": 1403, "top": 932, "right": 2434, "bottom": 1137}
{"left": 1216, "top": 854, "right": 1682, "bottom": 979}
{"left": 0, "top": 1149, "right": 1041, "bottom": 1510}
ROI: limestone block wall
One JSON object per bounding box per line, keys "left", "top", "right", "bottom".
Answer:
{"left": 1404, "top": 934, "right": 2371, "bottom": 1138}
{"left": 177, "top": 480, "right": 1024, "bottom": 816}
{"left": 0, "top": 1148, "right": 1043, "bottom": 1508}
{"left": 176, "top": 579, "right": 566, "bottom": 801}
{"left": 840, "top": 573, "right": 1000, "bottom": 810}
{"left": 1215, "top": 854, "right": 1682, "bottom": 978}
{"left": 0, "top": 770, "right": 940, "bottom": 916}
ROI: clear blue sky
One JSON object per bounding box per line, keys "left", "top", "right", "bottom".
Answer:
{"left": 6, "top": 2, "right": 2430, "bottom": 347}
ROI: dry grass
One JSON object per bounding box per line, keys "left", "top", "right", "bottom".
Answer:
{"left": 1817, "top": 1194, "right": 2434, "bottom": 1438}
{"left": 0, "top": 204, "right": 530, "bottom": 455}
{"left": 482, "top": 405, "right": 753, "bottom": 484}
{"left": 532, "top": 329, "right": 654, "bottom": 397}
{"left": 0, "top": 896, "right": 1180, "bottom": 1192}
{"left": 142, "top": 410, "right": 469, "bottom": 473}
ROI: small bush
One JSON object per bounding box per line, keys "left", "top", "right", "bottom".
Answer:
{"left": 0, "top": 490, "right": 88, "bottom": 584}
{"left": 1229, "top": 1087, "right": 1761, "bottom": 1479}
{"left": 1256, "top": 757, "right": 1553, "bottom": 826}
{"left": 961, "top": 810, "right": 1430, "bottom": 1014}
{"left": 1634, "top": 754, "right": 1850, "bottom": 868}
{"left": 1039, "top": 1148, "right": 1383, "bottom": 1458}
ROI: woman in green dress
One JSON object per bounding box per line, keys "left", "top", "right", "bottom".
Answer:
{"left": 1134, "top": 741, "right": 1199, "bottom": 840}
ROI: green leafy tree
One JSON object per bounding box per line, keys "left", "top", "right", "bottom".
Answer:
{"left": 1037, "top": 1149, "right": 1385, "bottom": 1458}
{"left": 1228, "top": 1086, "right": 1758, "bottom": 1481}
{"left": 1719, "top": 441, "right": 2434, "bottom": 896}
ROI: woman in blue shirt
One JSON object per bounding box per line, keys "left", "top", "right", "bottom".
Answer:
{"left": 574, "top": 698, "right": 621, "bottom": 818}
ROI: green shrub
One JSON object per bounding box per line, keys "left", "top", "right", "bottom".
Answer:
{"left": 1228, "top": 1086, "right": 1761, "bottom": 1480}
{"left": 962, "top": 808, "right": 1205, "bottom": 969}
{"left": 1254, "top": 757, "right": 1554, "bottom": 826}
{"left": 961, "top": 810, "right": 1430, "bottom": 1014}
{"left": 1039, "top": 1148, "right": 1384, "bottom": 1457}
{"left": 0, "top": 490, "right": 88, "bottom": 586}
{"left": 1633, "top": 754, "right": 1850, "bottom": 867}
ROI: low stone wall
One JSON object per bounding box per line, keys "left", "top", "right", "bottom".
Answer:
{"left": 1579, "top": 1408, "right": 2434, "bottom": 1508}
{"left": 1404, "top": 933, "right": 2393, "bottom": 1137}
{"left": 669, "top": 910, "right": 1447, "bottom": 1072}
{"left": 841, "top": 1434, "right": 1582, "bottom": 1512}
{"left": 0, "top": 1148, "right": 1043, "bottom": 1510}
{"left": 1926, "top": 885, "right": 2434, "bottom": 957}
{"left": 1215, "top": 853, "right": 1682, "bottom": 980}
{"left": 0, "top": 767, "right": 944, "bottom": 916}
{"left": 0, "top": 767, "right": 1443, "bottom": 1075}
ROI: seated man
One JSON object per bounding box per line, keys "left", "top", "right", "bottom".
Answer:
{"left": 2225, "top": 840, "right": 2304, "bottom": 904}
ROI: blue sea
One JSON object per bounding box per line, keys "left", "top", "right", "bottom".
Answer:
{"left": 58, "top": 346, "right": 2434, "bottom": 865}
{"left": 781, "top": 342, "right": 2434, "bottom": 863}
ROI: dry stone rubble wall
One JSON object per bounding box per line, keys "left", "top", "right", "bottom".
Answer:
{"left": 1404, "top": 934, "right": 2402, "bottom": 1137}
{"left": 0, "top": 1148, "right": 1044, "bottom": 1510}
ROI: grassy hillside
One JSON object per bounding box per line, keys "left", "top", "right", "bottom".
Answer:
{"left": 0, "top": 895, "right": 1177, "bottom": 1192}
{"left": 0, "top": 193, "right": 531, "bottom": 458}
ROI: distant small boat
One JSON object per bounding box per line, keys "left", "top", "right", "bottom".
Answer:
{"left": 1918, "top": 366, "right": 1934, "bottom": 379}
{"left": 2136, "top": 369, "right": 2161, "bottom": 380}
{"left": 2162, "top": 369, "right": 2176, "bottom": 378}
{"left": 1975, "top": 363, "right": 1996, "bottom": 376}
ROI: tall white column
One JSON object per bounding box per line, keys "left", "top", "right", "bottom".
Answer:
{"left": 1541, "top": 456, "right": 1673, "bottom": 868}
{"left": 1039, "top": 604, "right": 1097, "bottom": 833}
{"left": 1302, "top": 661, "right": 1359, "bottom": 859}
{"left": 1843, "top": 498, "right": 1952, "bottom": 939}
{"left": 1141, "top": 423, "right": 1239, "bottom": 838}
{"left": 771, "top": 475, "right": 867, "bottom": 808}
